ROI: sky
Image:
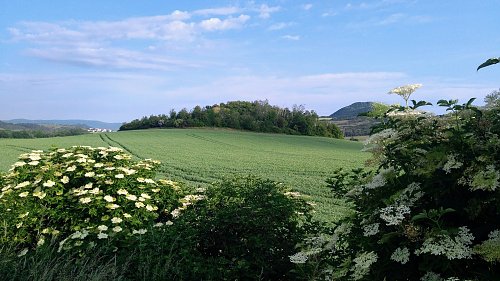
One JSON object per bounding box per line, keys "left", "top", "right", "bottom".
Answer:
{"left": 1, "top": 0, "right": 499, "bottom": 122}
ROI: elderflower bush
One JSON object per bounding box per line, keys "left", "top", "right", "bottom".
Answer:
{"left": 0, "top": 146, "right": 189, "bottom": 255}
{"left": 294, "top": 91, "right": 500, "bottom": 280}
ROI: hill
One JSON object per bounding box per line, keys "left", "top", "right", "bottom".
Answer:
{"left": 329, "top": 101, "right": 374, "bottom": 120}
{"left": 5, "top": 119, "right": 122, "bottom": 131}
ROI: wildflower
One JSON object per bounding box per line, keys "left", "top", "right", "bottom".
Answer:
{"left": 388, "top": 84, "right": 422, "bottom": 108}
{"left": 289, "top": 252, "right": 308, "bottom": 264}
{"left": 380, "top": 205, "right": 411, "bottom": 226}
{"left": 84, "top": 183, "right": 93, "bottom": 189}
{"left": 62, "top": 153, "right": 73, "bottom": 158}
{"left": 415, "top": 226, "right": 474, "bottom": 259}
{"left": 113, "top": 155, "right": 124, "bottom": 160}
{"left": 363, "top": 223, "right": 380, "bottom": 237}
{"left": 123, "top": 213, "right": 132, "bottom": 218}
{"left": 61, "top": 176, "right": 69, "bottom": 184}
{"left": 154, "top": 222, "right": 164, "bottom": 227}
{"left": 140, "top": 193, "right": 151, "bottom": 199}
{"left": 37, "top": 236, "right": 46, "bottom": 247}
{"left": 79, "top": 197, "right": 92, "bottom": 204}
{"left": 105, "top": 180, "right": 114, "bottom": 185}
{"left": 443, "top": 154, "right": 463, "bottom": 173}
{"left": 469, "top": 165, "right": 500, "bottom": 191}
{"left": 117, "top": 189, "right": 128, "bottom": 195}
{"left": 112, "top": 226, "right": 123, "bottom": 232}
{"left": 97, "top": 225, "right": 108, "bottom": 231}
{"left": 145, "top": 204, "right": 155, "bottom": 211}
{"left": 28, "top": 161, "right": 40, "bottom": 166}
{"left": 165, "top": 220, "right": 173, "bottom": 226}
{"left": 351, "top": 251, "right": 378, "bottom": 280}
{"left": 84, "top": 172, "right": 95, "bottom": 177}
{"left": 66, "top": 165, "right": 76, "bottom": 172}
{"left": 89, "top": 188, "right": 100, "bottom": 194}
{"left": 115, "top": 174, "right": 125, "bottom": 179}
{"left": 151, "top": 188, "right": 160, "bottom": 193}
{"left": 126, "top": 194, "right": 137, "bottom": 201}
{"left": 106, "top": 203, "right": 120, "bottom": 210}
{"left": 103, "top": 195, "right": 115, "bottom": 202}
{"left": 94, "top": 163, "right": 104, "bottom": 168}
{"left": 111, "top": 217, "right": 123, "bottom": 224}
{"left": 29, "top": 154, "right": 41, "bottom": 161}
{"left": 13, "top": 161, "right": 26, "bottom": 167}
{"left": 19, "top": 192, "right": 29, "bottom": 197}
{"left": 97, "top": 233, "right": 108, "bottom": 239}
{"left": 132, "top": 229, "right": 147, "bottom": 235}
{"left": 33, "top": 191, "right": 47, "bottom": 199}
{"left": 135, "top": 202, "right": 145, "bottom": 208}
{"left": 391, "top": 247, "right": 410, "bottom": 264}
{"left": 15, "top": 181, "right": 30, "bottom": 189}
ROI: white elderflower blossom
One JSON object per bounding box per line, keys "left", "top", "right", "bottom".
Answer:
{"left": 94, "top": 163, "right": 104, "bottom": 168}
{"left": 132, "top": 229, "right": 147, "bottom": 235}
{"left": 84, "top": 172, "right": 95, "bottom": 177}
{"left": 469, "top": 165, "right": 499, "bottom": 191}
{"left": 140, "top": 193, "right": 151, "bottom": 199}
{"left": 126, "top": 194, "right": 137, "bottom": 201}
{"left": 112, "top": 226, "right": 122, "bottom": 232}
{"left": 395, "top": 182, "right": 424, "bottom": 207}
{"left": 15, "top": 181, "right": 31, "bottom": 189}
{"left": 97, "top": 233, "right": 108, "bottom": 239}
{"left": 33, "top": 191, "right": 47, "bottom": 199}
{"left": 103, "top": 195, "right": 115, "bottom": 202}
{"left": 363, "top": 223, "right": 380, "bottom": 237}
{"left": 111, "top": 217, "right": 123, "bottom": 224}
{"left": 165, "top": 220, "right": 173, "bottom": 226}
{"left": 442, "top": 154, "right": 463, "bottom": 174}
{"left": 61, "top": 176, "right": 69, "bottom": 184}
{"left": 19, "top": 192, "right": 29, "bottom": 197}
{"left": 97, "top": 225, "right": 108, "bottom": 231}
{"left": 135, "top": 202, "right": 145, "bottom": 208}
{"left": 115, "top": 174, "right": 125, "bottom": 179}
{"left": 391, "top": 247, "right": 410, "bottom": 264}
{"left": 415, "top": 226, "right": 474, "bottom": 260}
{"left": 28, "top": 161, "right": 40, "bottom": 166}
{"left": 351, "top": 251, "right": 378, "bottom": 280}
{"left": 117, "top": 189, "right": 128, "bottom": 195}
{"left": 123, "top": 213, "right": 132, "bottom": 218}
{"left": 79, "top": 197, "right": 92, "bottom": 204}
{"left": 43, "top": 180, "right": 56, "bottom": 187}
{"left": 421, "top": 271, "right": 442, "bottom": 281}
{"left": 106, "top": 203, "right": 120, "bottom": 209}
{"left": 388, "top": 83, "right": 422, "bottom": 107}
{"left": 18, "top": 248, "right": 29, "bottom": 257}
{"left": 365, "top": 167, "right": 394, "bottom": 189}
{"left": 289, "top": 252, "right": 308, "bottom": 264}
{"left": 66, "top": 165, "right": 76, "bottom": 172}
{"left": 379, "top": 205, "right": 411, "bottom": 226}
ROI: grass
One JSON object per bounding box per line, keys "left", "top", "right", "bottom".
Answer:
{"left": 0, "top": 128, "right": 368, "bottom": 221}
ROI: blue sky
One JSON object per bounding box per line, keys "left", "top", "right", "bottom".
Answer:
{"left": 1, "top": 0, "right": 498, "bottom": 122}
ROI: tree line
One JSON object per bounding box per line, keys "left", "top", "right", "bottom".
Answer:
{"left": 119, "top": 100, "right": 343, "bottom": 138}
{"left": 0, "top": 128, "right": 87, "bottom": 139}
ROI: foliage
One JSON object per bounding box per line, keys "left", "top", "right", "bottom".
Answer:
{"left": 294, "top": 91, "right": 500, "bottom": 280}
{"left": 477, "top": 57, "right": 499, "bottom": 71}
{"left": 174, "top": 177, "right": 318, "bottom": 280}
{"left": 0, "top": 146, "right": 187, "bottom": 255}
{"left": 119, "top": 100, "right": 343, "bottom": 139}
{"left": 484, "top": 88, "right": 500, "bottom": 109}
{"left": 0, "top": 128, "right": 88, "bottom": 139}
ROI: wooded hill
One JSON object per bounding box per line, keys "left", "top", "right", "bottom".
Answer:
{"left": 120, "top": 100, "right": 343, "bottom": 139}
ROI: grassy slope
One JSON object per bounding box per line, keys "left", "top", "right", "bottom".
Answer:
{"left": 0, "top": 129, "right": 368, "bottom": 221}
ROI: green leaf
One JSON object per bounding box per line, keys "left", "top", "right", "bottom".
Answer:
{"left": 477, "top": 57, "right": 500, "bottom": 71}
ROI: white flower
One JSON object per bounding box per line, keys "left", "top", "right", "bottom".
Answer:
{"left": 171, "top": 208, "right": 181, "bottom": 218}
{"left": 363, "top": 223, "right": 380, "bottom": 237}
{"left": 29, "top": 154, "right": 41, "bottom": 161}
{"left": 379, "top": 205, "right": 411, "bottom": 226}
{"left": 415, "top": 226, "right": 474, "bottom": 260}
{"left": 79, "top": 197, "right": 92, "bottom": 204}
{"left": 289, "top": 252, "right": 308, "bottom": 264}
{"left": 106, "top": 203, "right": 120, "bottom": 209}
{"left": 94, "top": 163, "right": 104, "bottom": 168}
{"left": 123, "top": 213, "right": 132, "bottom": 218}
{"left": 140, "top": 193, "right": 151, "bottom": 199}
{"left": 89, "top": 188, "right": 100, "bottom": 194}
{"left": 391, "top": 247, "right": 410, "bottom": 264}
{"left": 117, "top": 189, "right": 128, "bottom": 195}
{"left": 112, "top": 226, "right": 123, "bottom": 232}
{"left": 469, "top": 165, "right": 500, "bottom": 191}
{"left": 145, "top": 204, "right": 155, "bottom": 211}
{"left": 135, "top": 202, "right": 145, "bottom": 208}
{"left": 66, "top": 165, "right": 76, "bottom": 172}
{"left": 19, "top": 192, "right": 29, "bottom": 197}
{"left": 97, "top": 233, "right": 108, "bottom": 239}
{"left": 132, "top": 229, "right": 147, "bottom": 235}
{"left": 154, "top": 222, "right": 164, "bottom": 227}
{"left": 28, "top": 161, "right": 40, "bottom": 166}
{"left": 111, "top": 217, "right": 123, "bottom": 224}
{"left": 15, "top": 181, "right": 30, "bottom": 189}
{"left": 43, "top": 180, "right": 56, "bottom": 187}
{"left": 103, "top": 195, "right": 115, "bottom": 202}
{"left": 84, "top": 172, "right": 95, "bottom": 177}
{"left": 126, "top": 194, "right": 137, "bottom": 201}
{"left": 97, "top": 225, "right": 108, "bottom": 231}
{"left": 13, "top": 161, "right": 26, "bottom": 167}
{"left": 165, "top": 220, "right": 173, "bottom": 226}
{"left": 351, "top": 251, "right": 378, "bottom": 280}
{"left": 33, "top": 191, "right": 47, "bottom": 199}
{"left": 115, "top": 174, "right": 125, "bottom": 179}
{"left": 443, "top": 154, "right": 463, "bottom": 173}
{"left": 84, "top": 183, "right": 93, "bottom": 189}
{"left": 61, "top": 176, "right": 70, "bottom": 184}
{"left": 37, "top": 236, "right": 46, "bottom": 247}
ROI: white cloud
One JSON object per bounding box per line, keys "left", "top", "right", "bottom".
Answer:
{"left": 199, "top": 15, "right": 251, "bottom": 31}
{"left": 281, "top": 35, "right": 300, "bottom": 41}
{"left": 302, "top": 4, "right": 313, "bottom": 10}
{"left": 193, "top": 7, "right": 241, "bottom": 16}
{"left": 268, "top": 22, "right": 294, "bottom": 31}
{"left": 257, "top": 4, "right": 281, "bottom": 19}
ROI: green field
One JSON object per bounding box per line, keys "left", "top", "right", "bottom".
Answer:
{"left": 0, "top": 129, "right": 369, "bottom": 221}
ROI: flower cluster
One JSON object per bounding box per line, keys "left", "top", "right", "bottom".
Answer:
{"left": 350, "top": 251, "right": 378, "bottom": 280}
{"left": 388, "top": 83, "right": 423, "bottom": 107}
{"left": 0, "top": 146, "right": 189, "bottom": 254}
{"left": 415, "top": 226, "right": 474, "bottom": 260}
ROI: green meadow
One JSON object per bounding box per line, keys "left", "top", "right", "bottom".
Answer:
{"left": 0, "top": 129, "right": 368, "bottom": 221}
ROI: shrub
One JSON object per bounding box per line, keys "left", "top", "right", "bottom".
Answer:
{"left": 293, "top": 95, "right": 500, "bottom": 280}
{"left": 175, "top": 176, "right": 317, "bottom": 280}
{"left": 0, "top": 146, "right": 185, "bottom": 255}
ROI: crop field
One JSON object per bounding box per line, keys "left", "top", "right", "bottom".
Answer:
{"left": 0, "top": 129, "right": 369, "bottom": 221}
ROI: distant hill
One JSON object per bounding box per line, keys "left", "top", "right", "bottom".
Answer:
{"left": 329, "top": 102, "right": 375, "bottom": 120}
{"left": 5, "top": 119, "right": 122, "bottom": 131}
{"left": 328, "top": 102, "right": 380, "bottom": 137}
